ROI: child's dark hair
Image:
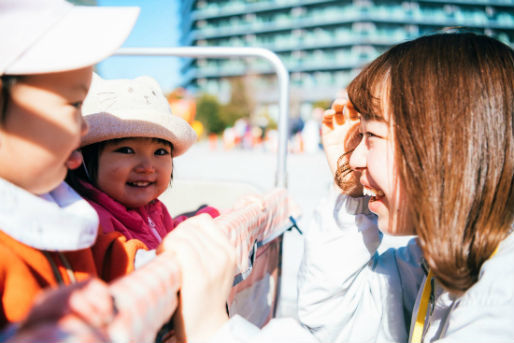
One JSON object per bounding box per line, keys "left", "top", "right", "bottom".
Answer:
{"left": 66, "top": 137, "right": 174, "bottom": 198}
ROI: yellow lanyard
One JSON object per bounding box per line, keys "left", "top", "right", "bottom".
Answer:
{"left": 410, "top": 245, "right": 499, "bottom": 343}
{"left": 410, "top": 269, "right": 433, "bottom": 343}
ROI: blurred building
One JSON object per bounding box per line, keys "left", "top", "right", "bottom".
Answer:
{"left": 179, "top": 0, "right": 514, "bottom": 115}
{"left": 68, "top": 0, "right": 97, "bottom": 5}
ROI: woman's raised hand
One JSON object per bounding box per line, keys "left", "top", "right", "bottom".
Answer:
{"left": 321, "top": 94, "right": 363, "bottom": 196}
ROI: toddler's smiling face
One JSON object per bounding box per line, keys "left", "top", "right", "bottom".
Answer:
{"left": 96, "top": 137, "right": 173, "bottom": 209}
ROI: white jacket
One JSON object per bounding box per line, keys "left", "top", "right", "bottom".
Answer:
{"left": 208, "top": 189, "right": 514, "bottom": 343}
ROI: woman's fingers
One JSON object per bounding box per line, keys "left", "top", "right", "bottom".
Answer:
{"left": 332, "top": 98, "right": 346, "bottom": 125}
{"left": 334, "top": 111, "right": 345, "bottom": 126}
{"left": 323, "top": 98, "right": 359, "bottom": 135}
{"left": 331, "top": 98, "right": 346, "bottom": 113}
{"left": 320, "top": 94, "right": 363, "bottom": 195}
{"left": 322, "top": 109, "right": 335, "bottom": 130}
{"left": 345, "top": 101, "right": 359, "bottom": 120}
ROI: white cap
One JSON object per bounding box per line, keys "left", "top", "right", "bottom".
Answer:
{"left": 0, "top": 0, "right": 139, "bottom": 75}
{"left": 81, "top": 74, "right": 197, "bottom": 157}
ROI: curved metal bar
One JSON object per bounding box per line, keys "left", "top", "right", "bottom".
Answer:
{"left": 115, "top": 47, "right": 289, "bottom": 188}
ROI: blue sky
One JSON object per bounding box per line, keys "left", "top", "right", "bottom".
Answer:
{"left": 96, "top": 0, "right": 182, "bottom": 93}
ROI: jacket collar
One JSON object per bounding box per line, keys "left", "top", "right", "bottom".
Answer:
{"left": 80, "top": 180, "right": 161, "bottom": 246}
{"left": 0, "top": 179, "right": 99, "bottom": 251}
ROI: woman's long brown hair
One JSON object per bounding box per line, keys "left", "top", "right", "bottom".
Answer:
{"left": 347, "top": 33, "right": 514, "bottom": 294}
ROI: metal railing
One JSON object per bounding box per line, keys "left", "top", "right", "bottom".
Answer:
{"left": 115, "top": 47, "right": 290, "bottom": 188}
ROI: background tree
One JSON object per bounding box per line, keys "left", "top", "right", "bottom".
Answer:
{"left": 220, "top": 77, "right": 255, "bottom": 127}
{"left": 195, "top": 93, "right": 225, "bottom": 135}
{"left": 312, "top": 99, "right": 332, "bottom": 111}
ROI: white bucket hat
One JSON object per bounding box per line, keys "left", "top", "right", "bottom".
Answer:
{"left": 81, "top": 74, "right": 197, "bottom": 157}
{"left": 0, "top": 0, "right": 139, "bottom": 75}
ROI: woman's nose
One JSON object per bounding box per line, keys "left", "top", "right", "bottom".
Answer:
{"left": 349, "top": 139, "right": 367, "bottom": 171}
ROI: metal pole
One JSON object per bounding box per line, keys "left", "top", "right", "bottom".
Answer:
{"left": 115, "top": 47, "right": 289, "bottom": 188}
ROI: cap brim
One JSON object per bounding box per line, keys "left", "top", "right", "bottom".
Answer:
{"left": 81, "top": 112, "right": 198, "bottom": 157}
{"left": 5, "top": 6, "right": 139, "bottom": 75}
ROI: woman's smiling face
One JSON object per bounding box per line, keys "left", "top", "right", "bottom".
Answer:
{"left": 349, "top": 95, "right": 413, "bottom": 235}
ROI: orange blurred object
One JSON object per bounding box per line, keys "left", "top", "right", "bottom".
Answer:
{"left": 167, "top": 88, "right": 197, "bottom": 124}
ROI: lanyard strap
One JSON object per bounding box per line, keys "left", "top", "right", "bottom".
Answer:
{"left": 411, "top": 245, "right": 500, "bottom": 343}
{"left": 411, "top": 269, "right": 433, "bottom": 343}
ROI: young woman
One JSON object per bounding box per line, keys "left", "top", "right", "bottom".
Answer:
{"left": 164, "top": 32, "right": 514, "bottom": 343}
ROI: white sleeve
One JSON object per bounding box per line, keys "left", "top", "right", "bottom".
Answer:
{"left": 297, "top": 188, "right": 424, "bottom": 343}
{"left": 297, "top": 188, "right": 382, "bottom": 343}
{"left": 202, "top": 188, "right": 425, "bottom": 343}
{"left": 205, "top": 315, "right": 318, "bottom": 343}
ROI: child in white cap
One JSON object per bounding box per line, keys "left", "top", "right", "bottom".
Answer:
{"left": 0, "top": 0, "right": 202, "bottom": 334}
{"left": 67, "top": 74, "right": 219, "bottom": 249}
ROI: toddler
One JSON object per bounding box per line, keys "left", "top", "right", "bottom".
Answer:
{"left": 0, "top": 0, "right": 147, "bottom": 328}
{"left": 67, "top": 74, "right": 219, "bottom": 249}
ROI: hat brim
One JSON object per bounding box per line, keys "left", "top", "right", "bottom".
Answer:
{"left": 81, "top": 112, "right": 198, "bottom": 157}
{"left": 5, "top": 6, "right": 139, "bottom": 75}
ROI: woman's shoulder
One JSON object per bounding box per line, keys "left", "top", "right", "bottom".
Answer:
{"left": 480, "top": 230, "right": 514, "bottom": 280}
{"left": 441, "top": 232, "right": 514, "bottom": 341}
{"left": 461, "top": 231, "right": 514, "bottom": 305}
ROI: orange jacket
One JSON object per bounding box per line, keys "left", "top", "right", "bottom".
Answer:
{"left": 0, "top": 230, "right": 147, "bottom": 327}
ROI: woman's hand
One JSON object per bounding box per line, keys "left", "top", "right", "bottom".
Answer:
{"left": 158, "top": 214, "right": 236, "bottom": 343}
{"left": 321, "top": 94, "right": 363, "bottom": 196}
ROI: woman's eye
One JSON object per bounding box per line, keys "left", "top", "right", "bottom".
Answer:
{"left": 364, "top": 131, "right": 379, "bottom": 139}
{"left": 114, "top": 147, "right": 134, "bottom": 154}
{"left": 155, "top": 148, "right": 170, "bottom": 156}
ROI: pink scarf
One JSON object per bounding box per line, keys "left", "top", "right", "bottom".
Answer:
{"left": 78, "top": 181, "right": 220, "bottom": 249}
{"left": 79, "top": 181, "right": 174, "bottom": 249}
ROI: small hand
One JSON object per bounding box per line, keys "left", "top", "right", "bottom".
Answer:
{"left": 14, "top": 279, "right": 114, "bottom": 342}
{"left": 23, "top": 279, "right": 115, "bottom": 329}
{"left": 158, "top": 214, "right": 236, "bottom": 343}
{"left": 321, "top": 94, "right": 363, "bottom": 196}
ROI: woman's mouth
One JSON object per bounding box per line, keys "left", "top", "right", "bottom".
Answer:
{"left": 363, "top": 186, "right": 385, "bottom": 201}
